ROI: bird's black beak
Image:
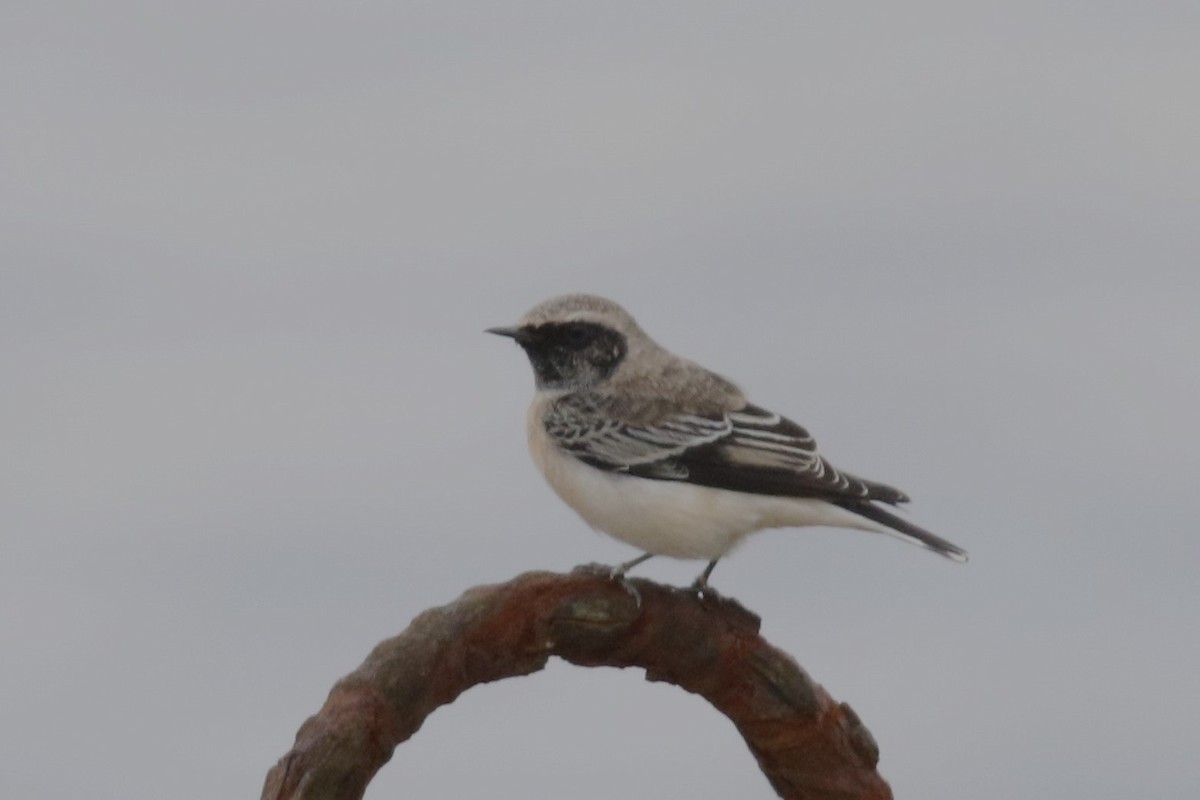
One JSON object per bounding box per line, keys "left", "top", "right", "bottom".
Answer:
{"left": 485, "top": 326, "right": 532, "bottom": 345}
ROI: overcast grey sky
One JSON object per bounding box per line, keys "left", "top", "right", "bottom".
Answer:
{"left": 3, "top": 3, "right": 1198, "bottom": 798}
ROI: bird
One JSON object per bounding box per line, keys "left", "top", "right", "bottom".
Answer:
{"left": 488, "top": 293, "right": 967, "bottom": 593}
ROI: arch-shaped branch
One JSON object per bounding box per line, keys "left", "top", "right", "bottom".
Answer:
{"left": 261, "top": 568, "right": 892, "bottom": 800}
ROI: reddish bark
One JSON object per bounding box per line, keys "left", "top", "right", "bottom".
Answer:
{"left": 262, "top": 568, "right": 892, "bottom": 800}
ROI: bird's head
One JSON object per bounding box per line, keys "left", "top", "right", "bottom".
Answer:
{"left": 488, "top": 294, "right": 643, "bottom": 391}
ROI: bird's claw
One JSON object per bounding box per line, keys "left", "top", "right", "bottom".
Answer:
{"left": 571, "top": 562, "right": 644, "bottom": 607}
{"left": 687, "top": 559, "right": 721, "bottom": 601}
{"left": 609, "top": 567, "right": 643, "bottom": 608}
{"left": 688, "top": 578, "right": 722, "bottom": 603}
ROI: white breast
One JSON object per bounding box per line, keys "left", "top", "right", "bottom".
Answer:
{"left": 525, "top": 399, "right": 883, "bottom": 561}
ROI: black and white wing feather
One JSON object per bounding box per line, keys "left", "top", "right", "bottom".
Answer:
{"left": 546, "top": 409, "right": 730, "bottom": 478}
{"left": 544, "top": 395, "right": 967, "bottom": 561}
{"left": 545, "top": 398, "right": 904, "bottom": 503}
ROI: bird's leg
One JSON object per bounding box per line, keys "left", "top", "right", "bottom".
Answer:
{"left": 610, "top": 552, "right": 654, "bottom": 580}
{"left": 608, "top": 552, "right": 654, "bottom": 607}
{"left": 689, "top": 559, "right": 721, "bottom": 598}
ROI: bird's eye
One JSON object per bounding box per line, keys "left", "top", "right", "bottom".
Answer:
{"left": 562, "top": 325, "right": 591, "bottom": 347}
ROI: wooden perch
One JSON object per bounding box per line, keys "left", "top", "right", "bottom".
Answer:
{"left": 261, "top": 568, "right": 893, "bottom": 800}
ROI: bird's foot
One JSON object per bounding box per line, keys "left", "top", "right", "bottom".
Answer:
{"left": 609, "top": 570, "right": 643, "bottom": 608}
{"left": 688, "top": 576, "right": 721, "bottom": 603}
{"left": 571, "top": 561, "right": 646, "bottom": 608}
{"left": 605, "top": 553, "right": 655, "bottom": 607}
{"left": 687, "top": 559, "right": 721, "bottom": 601}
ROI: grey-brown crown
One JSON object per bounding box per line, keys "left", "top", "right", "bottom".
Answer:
{"left": 516, "top": 294, "right": 649, "bottom": 343}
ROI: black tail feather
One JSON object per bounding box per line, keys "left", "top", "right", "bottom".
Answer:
{"left": 837, "top": 501, "right": 969, "bottom": 563}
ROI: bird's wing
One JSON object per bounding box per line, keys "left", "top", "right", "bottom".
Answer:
{"left": 544, "top": 396, "right": 908, "bottom": 503}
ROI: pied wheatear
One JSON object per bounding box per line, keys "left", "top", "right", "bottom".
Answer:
{"left": 488, "top": 294, "right": 966, "bottom": 592}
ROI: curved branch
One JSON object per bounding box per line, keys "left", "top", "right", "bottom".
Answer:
{"left": 261, "top": 568, "right": 892, "bottom": 800}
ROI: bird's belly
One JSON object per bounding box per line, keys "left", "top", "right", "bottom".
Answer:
{"left": 533, "top": 443, "right": 817, "bottom": 560}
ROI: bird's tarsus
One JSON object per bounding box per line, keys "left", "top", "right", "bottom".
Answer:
{"left": 611, "top": 552, "right": 655, "bottom": 578}
{"left": 689, "top": 559, "right": 721, "bottom": 600}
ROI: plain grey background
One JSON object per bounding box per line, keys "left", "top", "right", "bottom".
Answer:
{"left": 3, "top": 3, "right": 1197, "bottom": 798}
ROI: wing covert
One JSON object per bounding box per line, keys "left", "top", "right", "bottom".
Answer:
{"left": 546, "top": 397, "right": 731, "bottom": 468}
{"left": 543, "top": 397, "right": 905, "bottom": 503}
